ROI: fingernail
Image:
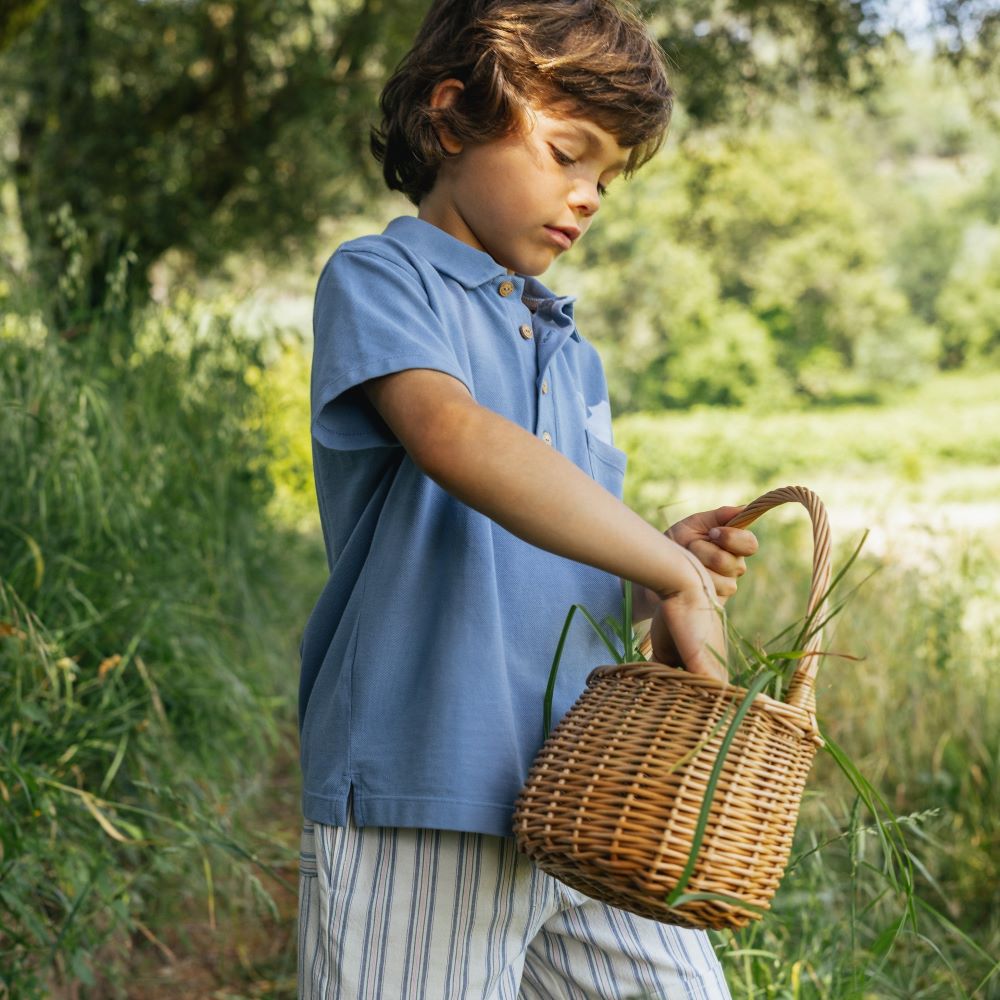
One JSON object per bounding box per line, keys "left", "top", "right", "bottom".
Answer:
{"left": 709, "top": 527, "right": 721, "bottom": 540}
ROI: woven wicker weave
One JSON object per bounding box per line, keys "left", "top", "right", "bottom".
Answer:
{"left": 513, "top": 486, "right": 832, "bottom": 930}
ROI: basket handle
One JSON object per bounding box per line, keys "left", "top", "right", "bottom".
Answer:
{"left": 638, "top": 485, "right": 832, "bottom": 714}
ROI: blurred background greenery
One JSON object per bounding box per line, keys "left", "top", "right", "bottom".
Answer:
{"left": 1, "top": 0, "right": 998, "bottom": 996}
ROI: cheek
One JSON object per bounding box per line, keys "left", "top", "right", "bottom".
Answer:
{"left": 479, "top": 174, "right": 537, "bottom": 224}
{"left": 504, "top": 166, "right": 555, "bottom": 212}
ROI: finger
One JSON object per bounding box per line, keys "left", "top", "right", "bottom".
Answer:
{"left": 664, "top": 519, "right": 699, "bottom": 548}
{"left": 683, "top": 651, "right": 728, "bottom": 684}
{"left": 708, "top": 569, "right": 739, "bottom": 601}
{"left": 707, "top": 526, "right": 759, "bottom": 556}
{"left": 688, "top": 538, "right": 748, "bottom": 578}
{"left": 668, "top": 625, "right": 728, "bottom": 681}
{"left": 712, "top": 504, "right": 747, "bottom": 525}
{"left": 664, "top": 508, "right": 730, "bottom": 547}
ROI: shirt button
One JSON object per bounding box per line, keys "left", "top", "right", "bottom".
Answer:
{"left": 498, "top": 280, "right": 515, "bottom": 297}
{"left": 542, "top": 431, "right": 552, "bottom": 445}
{"left": 541, "top": 381, "right": 549, "bottom": 394}
{"left": 519, "top": 324, "right": 533, "bottom": 340}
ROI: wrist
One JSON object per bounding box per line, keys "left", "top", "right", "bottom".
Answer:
{"left": 652, "top": 548, "right": 710, "bottom": 603}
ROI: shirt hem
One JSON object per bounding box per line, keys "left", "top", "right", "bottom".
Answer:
{"left": 302, "top": 789, "right": 516, "bottom": 839}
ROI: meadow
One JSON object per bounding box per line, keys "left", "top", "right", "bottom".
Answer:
{"left": 613, "top": 374, "right": 1000, "bottom": 998}
{"left": 2, "top": 1, "right": 998, "bottom": 994}
{"left": 2, "top": 312, "right": 998, "bottom": 998}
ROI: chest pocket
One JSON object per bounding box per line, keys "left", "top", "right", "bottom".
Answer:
{"left": 585, "top": 429, "right": 628, "bottom": 499}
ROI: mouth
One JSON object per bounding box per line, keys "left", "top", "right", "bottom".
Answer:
{"left": 544, "top": 225, "right": 580, "bottom": 250}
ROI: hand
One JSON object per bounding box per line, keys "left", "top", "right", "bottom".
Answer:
{"left": 665, "top": 506, "right": 758, "bottom": 603}
{"left": 650, "top": 557, "right": 727, "bottom": 682}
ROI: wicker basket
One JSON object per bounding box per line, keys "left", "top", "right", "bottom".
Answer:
{"left": 513, "top": 485, "right": 832, "bottom": 930}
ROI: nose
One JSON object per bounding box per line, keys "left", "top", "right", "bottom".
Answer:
{"left": 571, "top": 180, "right": 601, "bottom": 218}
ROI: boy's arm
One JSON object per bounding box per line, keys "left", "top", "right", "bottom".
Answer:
{"left": 363, "top": 367, "right": 725, "bottom": 681}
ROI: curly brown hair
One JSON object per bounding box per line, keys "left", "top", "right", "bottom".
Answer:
{"left": 371, "top": 0, "right": 674, "bottom": 205}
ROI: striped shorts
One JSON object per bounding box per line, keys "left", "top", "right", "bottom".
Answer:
{"left": 298, "top": 817, "right": 732, "bottom": 999}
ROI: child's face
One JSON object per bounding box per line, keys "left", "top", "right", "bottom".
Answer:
{"left": 419, "top": 87, "right": 630, "bottom": 276}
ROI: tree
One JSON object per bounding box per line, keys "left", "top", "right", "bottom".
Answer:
{"left": 1, "top": 0, "right": 425, "bottom": 334}
{"left": 549, "top": 128, "right": 935, "bottom": 409}
{"left": 927, "top": 0, "right": 1000, "bottom": 123}
{"left": 0, "top": 0, "right": 49, "bottom": 53}
{"left": 0, "top": 0, "right": 992, "bottom": 338}
{"left": 936, "top": 223, "right": 1000, "bottom": 365}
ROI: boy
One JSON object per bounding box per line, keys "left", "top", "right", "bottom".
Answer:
{"left": 298, "top": 1, "right": 757, "bottom": 996}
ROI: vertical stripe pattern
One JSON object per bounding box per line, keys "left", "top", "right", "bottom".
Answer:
{"left": 298, "top": 819, "right": 731, "bottom": 999}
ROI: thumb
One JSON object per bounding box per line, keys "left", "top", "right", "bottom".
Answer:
{"left": 711, "top": 504, "right": 747, "bottom": 528}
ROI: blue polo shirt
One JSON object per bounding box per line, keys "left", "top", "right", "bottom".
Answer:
{"left": 299, "top": 215, "right": 628, "bottom": 838}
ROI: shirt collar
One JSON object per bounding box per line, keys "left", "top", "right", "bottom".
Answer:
{"left": 384, "top": 216, "right": 509, "bottom": 290}
{"left": 384, "top": 217, "right": 578, "bottom": 327}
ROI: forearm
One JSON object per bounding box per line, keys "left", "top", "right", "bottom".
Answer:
{"left": 364, "top": 369, "right": 724, "bottom": 677}
{"left": 421, "top": 400, "right": 702, "bottom": 601}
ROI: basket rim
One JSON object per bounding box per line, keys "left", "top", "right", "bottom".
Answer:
{"left": 636, "top": 485, "right": 833, "bottom": 716}
{"left": 586, "top": 661, "right": 823, "bottom": 744}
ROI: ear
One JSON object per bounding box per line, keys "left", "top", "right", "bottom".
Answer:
{"left": 428, "top": 78, "right": 465, "bottom": 155}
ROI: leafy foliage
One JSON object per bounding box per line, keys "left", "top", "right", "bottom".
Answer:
{"left": 0, "top": 0, "right": 409, "bottom": 328}
{"left": 550, "top": 127, "right": 936, "bottom": 409}
{"left": 936, "top": 222, "right": 1000, "bottom": 364}
{"left": 0, "top": 0, "right": 953, "bottom": 329}
{"left": 537, "top": 45, "right": 1000, "bottom": 411}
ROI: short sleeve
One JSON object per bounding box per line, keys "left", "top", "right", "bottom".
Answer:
{"left": 311, "top": 248, "right": 471, "bottom": 450}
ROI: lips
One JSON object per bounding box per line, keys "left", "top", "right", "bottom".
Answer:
{"left": 544, "top": 225, "right": 580, "bottom": 250}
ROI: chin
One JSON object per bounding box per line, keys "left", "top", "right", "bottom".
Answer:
{"left": 483, "top": 236, "right": 558, "bottom": 278}
{"left": 516, "top": 263, "right": 552, "bottom": 278}
{"left": 500, "top": 251, "right": 556, "bottom": 278}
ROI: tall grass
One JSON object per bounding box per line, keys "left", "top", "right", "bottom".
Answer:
{"left": 704, "top": 518, "right": 1000, "bottom": 997}
{"left": 6, "top": 309, "right": 996, "bottom": 996}
{"left": 613, "top": 386, "right": 1000, "bottom": 995}
{"left": 0, "top": 307, "right": 306, "bottom": 996}
{"left": 255, "top": 344, "right": 999, "bottom": 995}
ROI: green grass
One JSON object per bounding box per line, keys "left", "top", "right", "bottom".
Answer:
{"left": 0, "top": 309, "right": 319, "bottom": 997}
{"left": 615, "top": 371, "right": 1000, "bottom": 522}
{"left": 4, "top": 300, "right": 998, "bottom": 998}
{"left": 256, "top": 347, "right": 1000, "bottom": 995}
{"left": 707, "top": 525, "right": 1000, "bottom": 997}
{"left": 608, "top": 376, "right": 1000, "bottom": 997}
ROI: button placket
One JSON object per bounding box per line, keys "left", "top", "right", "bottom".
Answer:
{"left": 538, "top": 368, "right": 552, "bottom": 446}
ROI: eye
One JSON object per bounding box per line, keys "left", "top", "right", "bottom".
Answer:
{"left": 550, "top": 145, "right": 576, "bottom": 167}
{"left": 597, "top": 183, "right": 609, "bottom": 199}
